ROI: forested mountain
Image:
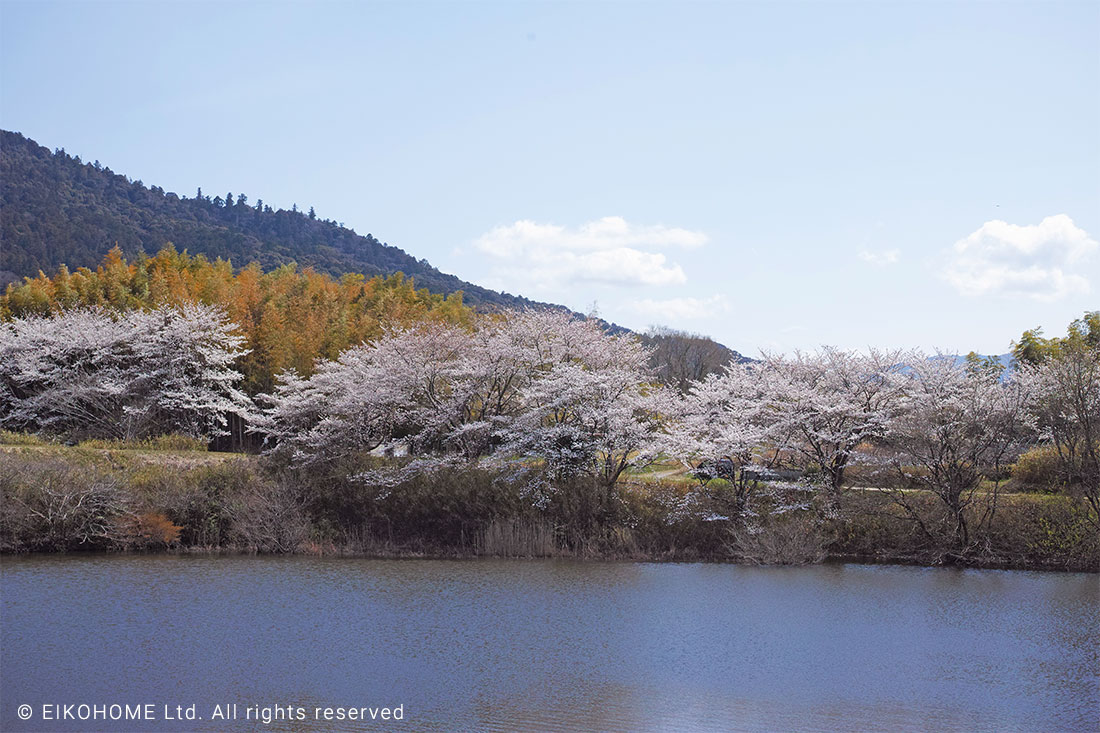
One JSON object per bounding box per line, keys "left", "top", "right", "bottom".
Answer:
{"left": 0, "top": 130, "right": 538, "bottom": 308}
{"left": 0, "top": 129, "right": 749, "bottom": 375}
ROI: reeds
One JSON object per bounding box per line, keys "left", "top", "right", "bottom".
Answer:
{"left": 476, "top": 518, "right": 559, "bottom": 557}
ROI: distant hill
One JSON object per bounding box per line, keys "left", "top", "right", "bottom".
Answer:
{"left": 943, "top": 353, "right": 1014, "bottom": 369}
{"left": 0, "top": 129, "right": 748, "bottom": 381}
{"left": 0, "top": 130, "right": 542, "bottom": 309}
{"left": 938, "top": 353, "right": 1015, "bottom": 377}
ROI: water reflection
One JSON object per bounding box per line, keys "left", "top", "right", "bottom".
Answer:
{"left": 2, "top": 556, "right": 1097, "bottom": 732}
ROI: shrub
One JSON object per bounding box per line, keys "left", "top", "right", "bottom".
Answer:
{"left": 731, "top": 512, "right": 829, "bottom": 565}
{"left": 128, "top": 461, "right": 247, "bottom": 547}
{"left": 118, "top": 512, "right": 183, "bottom": 548}
{"left": 985, "top": 494, "right": 1100, "bottom": 570}
{"left": 619, "top": 480, "right": 734, "bottom": 559}
{"left": 230, "top": 477, "right": 310, "bottom": 553}
{"left": 1012, "top": 445, "right": 1064, "bottom": 492}
{"left": 0, "top": 454, "right": 132, "bottom": 551}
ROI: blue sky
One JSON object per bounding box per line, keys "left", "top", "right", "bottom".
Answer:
{"left": 2, "top": 0, "right": 1097, "bottom": 356}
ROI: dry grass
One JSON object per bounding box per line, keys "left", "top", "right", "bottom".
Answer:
{"left": 0, "top": 430, "right": 51, "bottom": 446}
{"left": 476, "top": 518, "right": 559, "bottom": 557}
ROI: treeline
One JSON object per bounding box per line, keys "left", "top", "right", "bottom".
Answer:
{"left": 643, "top": 325, "right": 749, "bottom": 391}
{"left": 1, "top": 289, "right": 1096, "bottom": 567}
{"left": 245, "top": 309, "right": 1098, "bottom": 565}
{"left": 0, "top": 129, "right": 538, "bottom": 309}
{"left": 2, "top": 249, "right": 740, "bottom": 399}
{"left": 1, "top": 246, "right": 472, "bottom": 395}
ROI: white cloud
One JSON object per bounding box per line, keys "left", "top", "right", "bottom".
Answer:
{"left": 631, "top": 294, "right": 731, "bottom": 320}
{"left": 943, "top": 214, "right": 1097, "bottom": 300}
{"left": 858, "top": 248, "right": 900, "bottom": 266}
{"left": 472, "top": 216, "right": 706, "bottom": 289}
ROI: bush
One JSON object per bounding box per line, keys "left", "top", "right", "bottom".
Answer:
{"left": 139, "top": 462, "right": 249, "bottom": 547}
{"left": 1, "top": 445, "right": 1093, "bottom": 569}
{"left": 832, "top": 488, "right": 1099, "bottom": 571}
{"left": 619, "top": 480, "right": 733, "bottom": 559}
{"left": 230, "top": 477, "right": 310, "bottom": 553}
{"left": 843, "top": 461, "right": 902, "bottom": 489}
{"left": 731, "top": 512, "right": 829, "bottom": 565}
{"left": 0, "top": 455, "right": 132, "bottom": 551}
{"left": 831, "top": 490, "right": 934, "bottom": 562}
{"left": 340, "top": 462, "right": 536, "bottom": 551}
{"left": 118, "top": 512, "right": 183, "bottom": 548}
{"left": 1012, "top": 445, "right": 1064, "bottom": 491}
{"left": 985, "top": 494, "right": 1099, "bottom": 571}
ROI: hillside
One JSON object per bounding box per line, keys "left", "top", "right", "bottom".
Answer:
{"left": 0, "top": 130, "right": 539, "bottom": 309}
{"left": 0, "top": 129, "right": 750, "bottom": 371}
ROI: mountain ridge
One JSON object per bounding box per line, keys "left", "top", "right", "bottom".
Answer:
{"left": 0, "top": 129, "right": 750, "bottom": 367}
{"left": 0, "top": 129, "right": 540, "bottom": 310}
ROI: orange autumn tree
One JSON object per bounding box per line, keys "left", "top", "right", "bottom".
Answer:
{"left": 1, "top": 245, "right": 475, "bottom": 394}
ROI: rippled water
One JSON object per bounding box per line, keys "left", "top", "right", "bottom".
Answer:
{"left": 1, "top": 556, "right": 1097, "bottom": 732}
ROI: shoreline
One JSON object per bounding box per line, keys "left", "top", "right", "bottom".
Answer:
{"left": 3, "top": 443, "right": 1097, "bottom": 575}
{"left": 3, "top": 547, "right": 1094, "bottom": 574}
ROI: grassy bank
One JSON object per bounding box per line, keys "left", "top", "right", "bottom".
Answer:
{"left": 0, "top": 440, "right": 1096, "bottom": 571}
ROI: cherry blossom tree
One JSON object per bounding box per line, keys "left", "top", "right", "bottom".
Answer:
{"left": 1, "top": 309, "right": 138, "bottom": 438}
{"left": 0, "top": 305, "right": 251, "bottom": 441}
{"left": 125, "top": 304, "right": 252, "bottom": 439}
{"left": 254, "top": 308, "right": 667, "bottom": 519}
{"left": 367, "top": 321, "right": 473, "bottom": 453}
{"left": 479, "top": 311, "right": 662, "bottom": 487}
{"left": 753, "top": 347, "right": 911, "bottom": 506}
{"left": 253, "top": 330, "right": 434, "bottom": 465}
{"left": 662, "top": 364, "right": 775, "bottom": 516}
{"left": 1015, "top": 340, "right": 1100, "bottom": 525}
{"left": 256, "top": 319, "right": 513, "bottom": 464}
{"left": 498, "top": 359, "right": 664, "bottom": 488}
{"left": 885, "top": 355, "right": 1035, "bottom": 553}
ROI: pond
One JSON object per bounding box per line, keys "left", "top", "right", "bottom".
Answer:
{"left": 2, "top": 556, "right": 1097, "bottom": 731}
